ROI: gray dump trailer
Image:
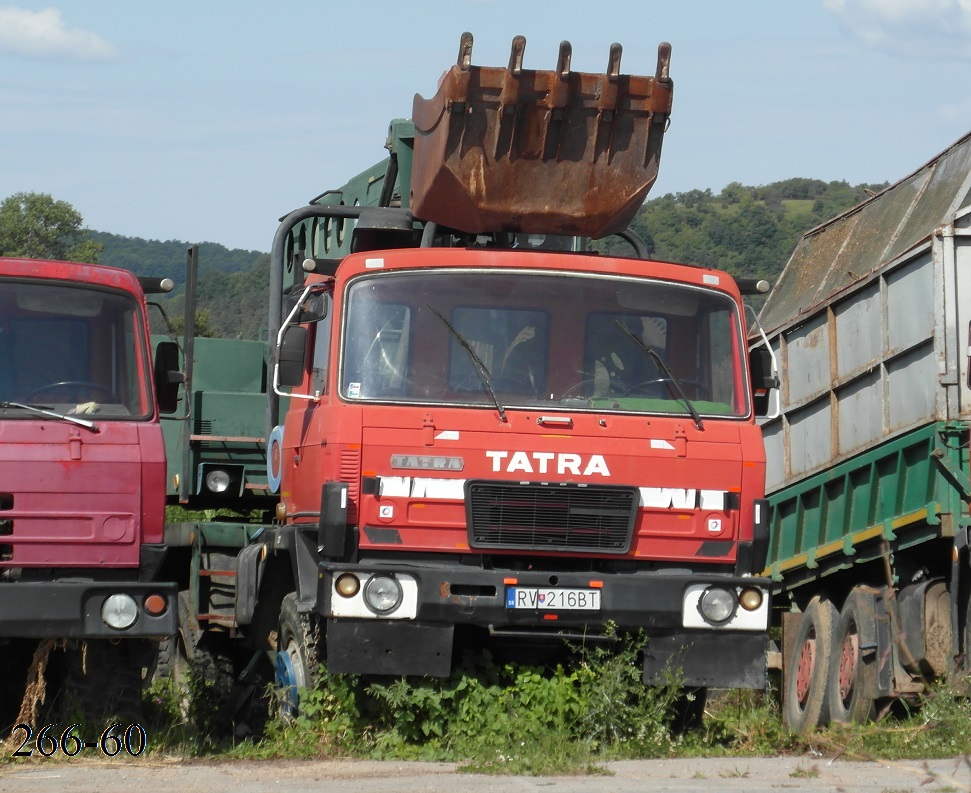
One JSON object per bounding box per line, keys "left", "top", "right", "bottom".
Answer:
{"left": 757, "top": 131, "right": 971, "bottom": 732}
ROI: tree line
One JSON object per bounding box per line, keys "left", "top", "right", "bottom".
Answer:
{"left": 0, "top": 178, "right": 886, "bottom": 340}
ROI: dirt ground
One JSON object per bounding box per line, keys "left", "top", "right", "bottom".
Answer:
{"left": 2, "top": 755, "right": 971, "bottom": 793}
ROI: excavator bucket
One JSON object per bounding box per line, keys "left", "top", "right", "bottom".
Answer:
{"left": 410, "top": 33, "right": 673, "bottom": 239}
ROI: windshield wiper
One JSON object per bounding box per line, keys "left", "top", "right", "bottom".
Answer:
{"left": 0, "top": 400, "right": 99, "bottom": 431}
{"left": 427, "top": 306, "right": 507, "bottom": 423}
{"left": 614, "top": 321, "right": 704, "bottom": 431}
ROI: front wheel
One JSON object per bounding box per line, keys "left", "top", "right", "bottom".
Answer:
{"left": 62, "top": 639, "right": 143, "bottom": 725}
{"left": 671, "top": 686, "right": 707, "bottom": 733}
{"left": 783, "top": 596, "right": 837, "bottom": 734}
{"left": 275, "top": 592, "right": 320, "bottom": 719}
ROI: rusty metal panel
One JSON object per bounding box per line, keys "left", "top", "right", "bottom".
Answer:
{"left": 890, "top": 139, "right": 971, "bottom": 263}
{"left": 834, "top": 370, "right": 882, "bottom": 456}
{"left": 760, "top": 131, "right": 971, "bottom": 335}
{"left": 783, "top": 313, "right": 830, "bottom": 408}
{"left": 760, "top": 131, "right": 971, "bottom": 494}
{"left": 833, "top": 281, "right": 880, "bottom": 381}
{"left": 409, "top": 32, "right": 674, "bottom": 238}
{"left": 787, "top": 399, "right": 832, "bottom": 481}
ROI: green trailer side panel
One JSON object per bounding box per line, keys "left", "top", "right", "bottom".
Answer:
{"left": 765, "top": 422, "right": 970, "bottom": 590}
{"left": 156, "top": 334, "right": 282, "bottom": 501}
{"left": 191, "top": 337, "right": 266, "bottom": 393}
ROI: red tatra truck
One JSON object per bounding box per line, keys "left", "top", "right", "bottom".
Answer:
{"left": 0, "top": 256, "right": 178, "bottom": 720}
{"left": 257, "top": 34, "right": 777, "bottom": 709}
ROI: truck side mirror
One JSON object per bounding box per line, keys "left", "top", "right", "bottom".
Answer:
{"left": 749, "top": 344, "right": 779, "bottom": 418}
{"left": 278, "top": 325, "right": 309, "bottom": 387}
{"left": 154, "top": 341, "right": 184, "bottom": 414}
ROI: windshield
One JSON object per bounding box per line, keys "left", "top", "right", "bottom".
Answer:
{"left": 0, "top": 279, "right": 152, "bottom": 419}
{"left": 340, "top": 269, "right": 749, "bottom": 418}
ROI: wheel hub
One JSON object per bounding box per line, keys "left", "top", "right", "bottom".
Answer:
{"left": 795, "top": 633, "right": 816, "bottom": 706}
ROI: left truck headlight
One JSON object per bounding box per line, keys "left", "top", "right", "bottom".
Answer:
{"left": 102, "top": 593, "right": 139, "bottom": 630}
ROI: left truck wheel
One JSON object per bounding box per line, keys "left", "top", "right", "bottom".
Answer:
{"left": 62, "top": 640, "right": 143, "bottom": 725}
{"left": 275, "top": 592, "right": 320, "bottom": 720}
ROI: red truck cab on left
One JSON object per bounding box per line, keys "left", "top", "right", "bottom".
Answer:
{"left": 0, "top": 257, "right": 177, "bottom": 639}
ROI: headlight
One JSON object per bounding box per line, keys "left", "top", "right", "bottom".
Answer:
{"left": 102, "top": 594, "right": 138, "bottom": 630}
{"left": 363, "top": 575, "right": 403, "bottom": 614}
{"left": 205, "top": 469, "right": 231, "bottom": 493}
{"left": 697, "top": 586, "right": 737, "bottom": 626}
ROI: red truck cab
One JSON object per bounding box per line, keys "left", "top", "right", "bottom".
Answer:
{"left": 272, "top": 242, "right": 771, "bottom": 687}
{"left": 0, "top": 257, "right": 176, "bottom": 639}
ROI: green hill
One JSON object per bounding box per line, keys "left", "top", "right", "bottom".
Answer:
{"left": 91, "top": 231, "right": 265, "bottom": 288}
{"left": 93, "top": 178, "right": 886, "bottom": 340}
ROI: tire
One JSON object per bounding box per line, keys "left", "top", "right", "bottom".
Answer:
{"left": 150, "top": 590, "right": 236, "bottom": 730}
{"left": 828, "top": 589, "right": 877, "bottom": 724}
{"left": 671, "top": 687, "right": 708, "bottom": 734}
{"left": 143, "top": 591, "right": 196, "bottom": 687}
{"left": 783, "top": 596, "right": 837, "bottom": 734}
{"left": 275, "top": 592, "right": 320, "bottom": 720}
{"left": 62, "top": 640, "right": 144, "bottom": 725}
{"left": 163, "top": 591, "right": 199, "bottom": 719}
{"left": 962, "top": 592, "right": 971, "bottom": 691}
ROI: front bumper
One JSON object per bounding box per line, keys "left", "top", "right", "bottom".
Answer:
{"left": 0, "top": 581, "right": 177, "bottom": 638}
{"left": 319, "top": 562, "right": 770, "bottom": 687}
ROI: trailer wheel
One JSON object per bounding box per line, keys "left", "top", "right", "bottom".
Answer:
{"left": 275, "top": 592, "right": 320, "bottom": 720}
{"left": 828, "top": 590, "right": 877, "bottom": 724}
{"left": 962, "top": 593, "right": 971, "bottom": 686}
{"left": 783, "top": 596, "right": 837, "bottom": 733}
{"left": 160, "top": 591, "right": 235, "bottom": 729}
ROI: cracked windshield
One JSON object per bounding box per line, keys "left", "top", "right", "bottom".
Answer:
{"left": 341, "top": 269, "right": 748, "bottom": 417}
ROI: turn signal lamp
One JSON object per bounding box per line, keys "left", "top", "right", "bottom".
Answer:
{"left": 739, "top": 587, "right": 764, "bottom": 612}
{"left": 144, "top": 593, "right": 168, "bottom": 616}
{"left": 335, "top": 573, "right": 360, "bottom": 598}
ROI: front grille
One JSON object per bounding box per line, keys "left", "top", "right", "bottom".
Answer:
{"left": 466, "top": 481, "right": 637, "bottom": 554}
{"left": 340, "top": 447, "right": 361, "bottom": 523}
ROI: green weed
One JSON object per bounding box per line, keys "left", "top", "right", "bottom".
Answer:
{"left": 244, "top": 629, "right": 690, "bottom": 772}
{"left": 140, "top": 637, "right": 971, "bottom": 772}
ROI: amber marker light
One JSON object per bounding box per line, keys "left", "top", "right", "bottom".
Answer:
{"left": 589, "top": 580, "right": 604, "bottom": 588}
{"left": 503, "top": 577, "right": 518, "bottom": 585}
{"left": 144, "top": 594, "right": 168, "bottom": 616}
{"left": 739, "top": 587, "right": 764, "bottom": 611}
{"left": 335, "top": 573, "right": 361, "bottom": 598}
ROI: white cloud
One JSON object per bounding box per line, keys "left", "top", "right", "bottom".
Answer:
{"left": 823, "top": 0, "right": 971, "bottom": 58}
{"left": 0, "top": 6, "right": 117, "bottom": 61}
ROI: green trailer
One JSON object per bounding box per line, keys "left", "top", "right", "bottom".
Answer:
{"left": 152, "top": 247, "right": 284, "bottom": 720}
{"left": 757, "top": 131, "right": 971, "bottom": 731}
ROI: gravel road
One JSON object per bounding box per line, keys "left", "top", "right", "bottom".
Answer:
{"left": 3, "top": 755, "right": 971, "bottom": 793}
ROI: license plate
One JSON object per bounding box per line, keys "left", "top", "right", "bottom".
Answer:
{"left": 505, "top": 587, "right": 601, "bottom": 611}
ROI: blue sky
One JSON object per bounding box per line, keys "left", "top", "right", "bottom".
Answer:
{"left": 2, "top": 1, "right": 970, "bottom": 252}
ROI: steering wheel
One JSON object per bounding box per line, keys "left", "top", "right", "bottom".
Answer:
{"left": 634, "top": 378, "right": 712, "bottom": 401}
{"left": 631, "top": 377, "right": 711, "bottom": 400}
{"left": 25, "top": 381, "right": 119, "bottom": 402}
{"left": 559, "top": 377, "right": 630, "bottom": 401}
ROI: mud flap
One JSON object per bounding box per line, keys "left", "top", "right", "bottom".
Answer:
{"left": 235, "top": 542, "right": 266, "bottom": 626}
{"left": 643, "top": 632, "right": 767, "bottom": 689}
{"left": 326, "top": 619, "right": 453, "bottom": 677}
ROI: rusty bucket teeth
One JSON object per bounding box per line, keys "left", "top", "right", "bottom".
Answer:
{"left": 410, "top": 32, "right": 675, "bottom": 238}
